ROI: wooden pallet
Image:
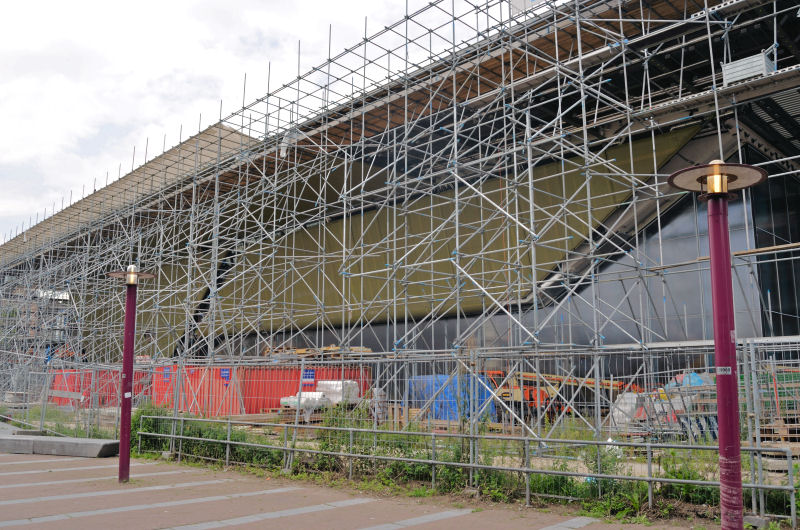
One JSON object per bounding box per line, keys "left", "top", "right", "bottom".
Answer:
{"left": 226, "top": 411, "right": 281, "bottom": 423}
{"left": 261, "top": 345, "right": 373, "bottom": 359}
{"left": 758, "top": 420, "right": 800, "bottom": 442}
{"left": 277, "top": 406, "right": 323, "bottom": 424}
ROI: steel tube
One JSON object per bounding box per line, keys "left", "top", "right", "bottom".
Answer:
{"left": 119, "top": 282, "right": 137, "bottom": 483}
{"left": 707, "top": 196, "right": 743, "bottom": 529}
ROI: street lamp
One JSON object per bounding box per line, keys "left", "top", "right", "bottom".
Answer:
{"left": 107, "top": 264, "right": 155, "bottom": 483}
{"left": 668, "top": 160, "right": 766, "bottom": 530}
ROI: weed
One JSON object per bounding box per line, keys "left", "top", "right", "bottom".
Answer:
{"left": 622, "top": 483, "right": 649, "bottom": 516}
{"left": 659, "top": 450, "right": 718, "bottom": 505}
{"left": 408, "top": 485, "right": 433, "bottom": 497}
{"left": 529, "top": 459, "right": 581, "bottom": 499}
{"left": 582, "top": 442, "right": 622, "bottom": 497}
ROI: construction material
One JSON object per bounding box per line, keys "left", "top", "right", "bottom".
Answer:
{"left": 315, "top": 380, "right": 359, "bottom": 405}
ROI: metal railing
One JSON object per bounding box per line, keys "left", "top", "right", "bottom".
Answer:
{"left": 137, "top": 414, "right": 797, "bottom": 527}
{"left": 0, "top": 413, "right": 67, "bottom": 437}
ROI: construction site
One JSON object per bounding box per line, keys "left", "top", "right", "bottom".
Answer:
{"left": 1, "top": 0, "right": 800, "bottom": 524}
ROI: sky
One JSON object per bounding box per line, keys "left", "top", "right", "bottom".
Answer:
{"left": 0, "top": 0, "right": 415, "bottom": 242}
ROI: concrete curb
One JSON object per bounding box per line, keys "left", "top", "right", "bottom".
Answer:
{"left": 0, "top": 435, "right": 119, "bottom": 458}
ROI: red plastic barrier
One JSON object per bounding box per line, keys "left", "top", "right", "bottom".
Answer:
{"left": 239, "top": 365, "right": 371, "bottom": 414}
{"left": 48, "top": 368, "right": 148, "bottom": 408}
{"left": 49, "top": 363, "right": 372, "bottom": 417}
{"left": 152, "top": 365, "right": 176, "bottom": 407}
{"left": 48, "top": 369, "right": 91, "bottom": 406}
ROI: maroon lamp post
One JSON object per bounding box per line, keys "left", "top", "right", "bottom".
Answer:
{"left": 668, "top": 160, "right": 766, "bottom": 530}
{"left": 108, "top": 264, "right": 155, "bottom": 483}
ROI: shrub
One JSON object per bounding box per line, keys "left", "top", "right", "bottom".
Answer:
{"left": 659, "top": 450, "right": 719, "bottom": 505}
{"left": 582, "top": 442, "right": 623, "bottom": 497}
{"left": 131, "top": 401, "right": 172, "bottom": 453}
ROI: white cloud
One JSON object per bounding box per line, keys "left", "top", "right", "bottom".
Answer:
{"left": 0, "top": 0, "right": 411, "bottom": 240}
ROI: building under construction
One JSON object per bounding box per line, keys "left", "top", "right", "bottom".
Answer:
{"left": 1, "top": 0, "right": 800, "bottom": 518}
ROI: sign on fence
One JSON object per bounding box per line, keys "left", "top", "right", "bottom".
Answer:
{"left": 302, "top": 369, "right": 315, "bottom": 387}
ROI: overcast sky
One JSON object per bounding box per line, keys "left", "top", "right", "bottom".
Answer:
{"left": 0, "top": 0, "right": 416, "bottom": 242}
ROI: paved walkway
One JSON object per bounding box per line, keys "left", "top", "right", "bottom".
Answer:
{"left": 0, "top": 452, "right": 708, "bottom": 529}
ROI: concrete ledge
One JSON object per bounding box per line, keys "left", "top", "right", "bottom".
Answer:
{"left": 0, "top": 436, "right": 34, "bottom": 454}
{"left": 0, "top": 435, "right": 118, "bottom": 457}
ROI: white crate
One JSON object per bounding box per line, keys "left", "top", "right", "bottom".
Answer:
{"left": 721, "top": 53, "right": 775, "bottom": 86}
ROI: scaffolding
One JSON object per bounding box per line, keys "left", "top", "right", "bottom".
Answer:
{"left": 2, "top": 0, "right": 800, "bottom": 517}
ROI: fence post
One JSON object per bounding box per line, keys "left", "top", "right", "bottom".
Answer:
{"left": 87, "top": 368, "right": 96, "bottom": 436}
{"left": 225, "top": 420, "right": 231, "bottom": 467}
{"left": 431, "top": 433, "right": 437, "bottom": 490}
{"left": 472, "top": 430, "right": 478, "bottom": 489}
{"left": 39, "top": 368, "right": 52, "bottom": 432}
{"left": 348, "top": 429, "right": 354, "bottom": 480}
{"left": 525, "top": 438, "right": 531, "bottom": 507}
{"left": 742, "top": 340, "right": 758, "bottom": 516}
{"left": 137, "top": 415, "right": 142, "bottom": 454}
{"left": 787, "top": 448, "right": 796, "bottom": 529}
{"left": 170, "top": 360, "right": 184, "bottom": 454}
{"left": 282, "top": 425, "right": 289, "bottom": 471}
{"left": 750, "top": 342, "right": 766, "bottom": 516}
{"left": 178, "top": 416, "right": 184, "bottom": 463}
{"left": 25, "top": 370, "right": 31, "bottom": 425}
{"left": 646, "top": 443, "right": 653, "bottom": 510}
{"left": 287, "top": 359, "right": 305, "bottom": 472}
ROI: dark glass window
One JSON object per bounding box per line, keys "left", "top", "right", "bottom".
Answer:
{"left": 747, "top": 147, "right": 800, "bottom": 336}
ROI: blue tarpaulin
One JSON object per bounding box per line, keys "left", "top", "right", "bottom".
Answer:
{"left": 406, "top": 374, "right": 496, "bottom": 421}
{"left": 665, "top": 372, "right": 709, "bottom": 390}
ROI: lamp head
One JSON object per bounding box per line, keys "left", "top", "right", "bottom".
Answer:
{"left": 126, "top": 265, "right": 139, "bottom": 285}
{"left": 107, "top": 265, "right": 155, "bottom": 285}
{"left": 667, "top": 160, "right": 766, "bottom": 200}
